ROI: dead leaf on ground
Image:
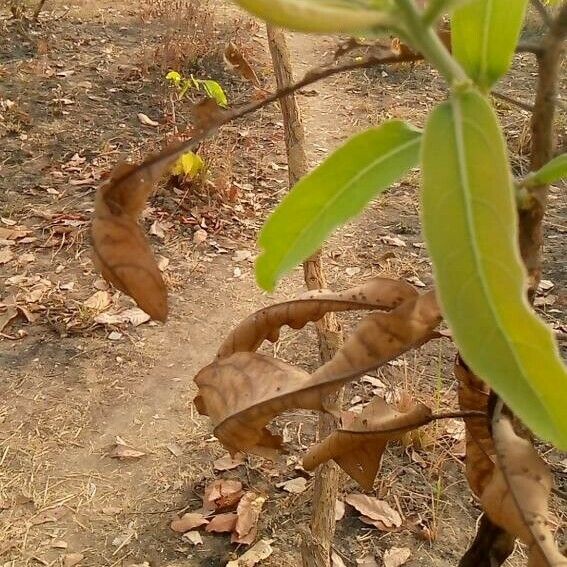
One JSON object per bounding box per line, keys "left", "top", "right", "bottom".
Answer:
{"left": 277, "top": 477, "right": 307, "bottom": 494}
{"left": 94, "top": 307, "right": 151, "bottom": 327}
{"left": 84, "top": 290, "right": 112, "bottom": 311}
{"left": 170, "top": 512, "right": 209, "bottom": 533}
{"left": 203, "top": 479, "right": 243, "bottom": 514}
{"left": 344, "top": 494, "right": 402, "bottom": 528}
{"left": 226, "top": 539, "right": 273, "bottom": 567}
{"left": 195, "top": 292, "right": 440, "bottom": 458}
{"left": 137, "top": 112, "right": 160, "bottom": 127}
{"left": 0, "top": 297, "right": 18, "bottom": 333}
{"left": 335, "top": 500, "right": 345, "bottom": 521}
{"left": 30, "top": 506, "right": 68, "bottom": 525}
{"left": 109, "top": 438, "right": 146, "bottom": 460}
{"left": 303, "top": 398, "right": 432, "bottom": 489}
{"left": 356, "top": 555, "right": 378, "bottom": 566}
{"left": 217, "top": 277, "right": 418, "bottom": 357}
{"left": 232, "top": 492, "right": 266, "bottom": 545}
{"left": 383, "top": 547, "right": 411, "bottom": 567}
{"left": 0, "top": 247, "right": 14, "bottom": 264}
{"left": 63, "top": 553, "right": 84, "bottom": 567}
{"left": 206, "top": 512, "right": 238, "bottom": 533}
{"left": 214, "top": 452, "right": 245, "bottom": 471}
{"left": 182, "top": 531, "right": 204, "bottom": 545}
{"left": 482, "top": 415, "right": 566, "bottom": 566}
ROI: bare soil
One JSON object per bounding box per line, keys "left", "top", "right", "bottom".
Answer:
{"left": 0, "top": 2, "right": 565, "bottom": 567}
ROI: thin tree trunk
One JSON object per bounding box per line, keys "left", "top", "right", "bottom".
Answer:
{"left": 265, "top": 25, "right": 343, "bottom": 567}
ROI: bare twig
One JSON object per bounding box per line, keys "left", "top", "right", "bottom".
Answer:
{"left": 531, "top": 0, "right": 554, "bottom": 28}
{"left": 491, "top": 90, "right": 534, "bottom": 112}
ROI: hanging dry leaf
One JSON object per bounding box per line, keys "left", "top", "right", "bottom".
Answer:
{"left": 383, "top": 547, "right": 411, "bottom": 567}
{"left": 195, "top": 292, "right": 440, "bottom": 458}
{"left": 303, "top": 398, "right": 432, "bottom": 489}
{"left": 203, "top": 479, "right": 243, "bottom": 514}
{"left": 217, "top": 277, "right": 418, "bottom": 358}
{"left": 214, "top": 452, "right": 245, "bottom": 471}
{"left": 344, "top": 494, "right": 402, "bottom": 528}
{"left": 482, "top": 415, "right": 566, "bottom": 566}
{"left": 226, "top": 539, "right": 274, "bottom": 567}
{"left": 277, "top": 477, "right": 308, "bottom": 494}
{"left": 205, "top": 512, "right": 238, "bottom": 533}
{"left": 170, "top": 512, "right": 209, "bottom": 533}
{"left": 232, "top": 492, "right": 266, "bottom": 545}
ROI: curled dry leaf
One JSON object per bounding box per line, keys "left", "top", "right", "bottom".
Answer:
{"left": 226, "top": 539, "right": 274, "bottom": 567}
{"left": 195, "top": 292, "right": 441, "bottom": 458}
{"left": 203, "top": 479, "right": 243, "bottom": 514}
{"left": 170, "top": 512, "right": 209, "bottom": 533}
{"left": 303, "top": 397, "right": 432, "bottom": 489}
{"left": 344, "top": 494, "right": 402, "bottom": 529}
{"left": 217, "top": 277, "right": 418, "bottom": 358}
{"left": 91, "top": 148, "right": 181, "bottom": 322}
{"left": 483, "top": 415, "right": 566, "bottom": 566}
{"left": 205, "top": 512, "right": 238, "bottom": 533}
{"left": 232, "top": 492, "right": 266, "bottom": 545}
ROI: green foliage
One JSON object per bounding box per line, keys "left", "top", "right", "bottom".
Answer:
{"left": 166, "top": 70, "right": 228, "bottom": 107}
{"left": 451, "top": 0, "right": 529, "bottom": 89}
{"left": 170, "top": 152, "right": 204, "bottom": 178}
{"left": 256, "top": 121, "right": 421, "bottom": 291}
{"left": 232, "top": 0, "right": 395, "bottom": 34}
{"left": 421, "top": 89, "right": 567, "bottom": 449}
{"left": 524, "top": 153, "right": 567, "bottom": 187}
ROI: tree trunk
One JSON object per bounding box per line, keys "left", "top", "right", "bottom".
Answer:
{"left": 265, "top": 25, "right": 343, "bottom": 567}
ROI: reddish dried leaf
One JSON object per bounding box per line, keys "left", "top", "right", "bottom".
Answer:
{"left": 232, "top": 492, "right": 266, "bottom": 545}
{"left": 344, "top": 494, "right": 402, "bottom": 528}
{"left": 303, "top": 398, "right": 432, "bottom": 489}
{"left": 214, "top": 452, "right": 245, "bottom": 471}
{"left": 205, "top": 512, "right": 238, "bottom": 533}
{"left": 170, "top": 512, "right": 209, "bottom": 533}
{"left": 224, "top": 42, "right": 261, "bottom": 87}
{"left": 217, "top": 277, "right": 417, "bottom": 357}
{"left": 203, "top": 479, "right": 243, "bottom": 514}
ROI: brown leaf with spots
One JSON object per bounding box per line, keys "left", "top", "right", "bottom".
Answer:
{"left": 231, "top": 492, "right": 266, "bottom": 545}
{"left": 217, "top": 277, "right": 418, "bottom": 358}
{"left": 482, "top": 415, "right": 566, "bottom": 566}
{"left": 91, "top": 147, "right": 182, "bottom": 322}
{"left": 303, "top": 398, "right": 432, "bottom": 489}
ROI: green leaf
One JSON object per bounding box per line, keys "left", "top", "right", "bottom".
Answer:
{"left": 524, "top": 153, "right": 567, "bottom": 187}
{"left": 256, "top": 121, "right": 421, "bottom": 291}
{"left": 170, "top": 152, "right": 204, "bottom": 178}
{"left": 232, "top": 0, "right": 395, "bottom": 33}
{"left": 421, "top": 89, "right": 567, "bottom": 449}
{"left": 200, "top": 80, "right": 228, "bottom": 108}
{"left": 165, "top": 70, "right": 182, "bottom": 86}
{"left": 451, "top": 0, "right": 528, "bottom": 89}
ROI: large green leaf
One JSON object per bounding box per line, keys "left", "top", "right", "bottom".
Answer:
{"left": 451, "top": 0, "right": 528, "bottom": 89}
{"left": 256, "top": 121, "right": 421, "bottom": 291}
{"left": 524, "top": 153, "right": 567, "bottom": 187}
{"left": 232, "top": 0, "right": 395, "bottom": 33}
{"left": 421, "top": 89, "right": 567, "bottom": 449}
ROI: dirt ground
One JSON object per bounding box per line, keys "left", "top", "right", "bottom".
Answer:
{"left": 1, "top": 1, "right": 565, "bottom": 566}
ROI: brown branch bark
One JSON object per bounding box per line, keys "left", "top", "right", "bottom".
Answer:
{"left": 519, "top": 2, "right": 567, "bottom": 300}
{"left": 265, "top": 25, "right": 344, "bottom": 567}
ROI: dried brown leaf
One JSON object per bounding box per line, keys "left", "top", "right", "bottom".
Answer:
{"left": 224, "top": 42, "right": 261, "bottom": 87}
{"left": 109, "top": 442, "right": 146, "bottom": 460}
{"left": 205, "top": 512, "right": 238, "bottom": 533}
{"left": 170, "top": 512, "right": 209, "bottom": 533}
{"left": 214, "top": 452, "right": 245, "bottom": 471}
{"left": 63, "top": 553, "right": 84, "bottom": 567}
{"left": 0, "top": 247, "right": 14, "bottom": 265}
{"left": 303, "top": 398, "right": 432, "bottom": 489}
{"left": 226, "top": 539, "right": 273, "bottom": 566}
{"left": 383, "top": 547, "right": 411, "bottom": 567}
{"left": 195, "top": 292, "right": 440, "bottom": 457}
{"left": 203, "top": 479, "right": 243, "bottom": 514}
{"left": 217, "top": 277, "right": 418, "bottom": 358}
{"left": 482, "top": 415, "right": 566, "bottom": 566}
{"left": 344, "top": 494, "right": 402, "bottom": 528}
{"left": 277, "top": 477, "right": 308, "bottom": 494}
{"left": 232, "top": 492, "right": 266, "bottom": 545}
{"left": 0, "top": 297, "right": 18, "bottom": 333}
{"left": 31, "top": 506, "right": 68, "bottom": 525}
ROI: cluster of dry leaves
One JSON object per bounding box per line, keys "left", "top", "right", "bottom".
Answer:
{"left": 88, "top": 107, "right": 566, "bottom": 565}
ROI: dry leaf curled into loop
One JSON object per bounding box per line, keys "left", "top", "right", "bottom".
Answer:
{"left": 344, "top": 494, "right": 402, "bottom": 528}
{"left": 482, "top": 415, "right": 567, "bottom": 566}
{"left": 232, "top": 492, "right": 266, "bottom": 545}
{"left": 170, "top": 513, "right": 209, "bottom": 533}
{"left": 303, "top": 397, "right": 432, "bottom": 489}
{"left": 217, "top": 277, "right": 418, "bottom": 358}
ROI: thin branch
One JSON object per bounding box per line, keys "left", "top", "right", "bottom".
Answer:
{"left": 491, "top": 90, "right": 534, "bottom": 112}
{"left": 531, "top": 0, "right": 554, "bottom": 28}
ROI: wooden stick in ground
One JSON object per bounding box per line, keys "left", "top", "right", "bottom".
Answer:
{"left": 265, "top": 25, "right": 344, "bottom": 567}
